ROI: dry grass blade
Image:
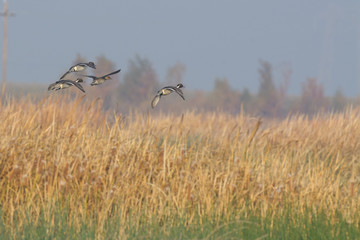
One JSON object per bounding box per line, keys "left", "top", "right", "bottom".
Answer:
{"left": 248, "top": 118, "right": 262, "bottom": 145}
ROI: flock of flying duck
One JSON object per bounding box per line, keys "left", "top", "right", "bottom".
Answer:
{"left": 48, "top": 61, "right": 185, "bottom": 108}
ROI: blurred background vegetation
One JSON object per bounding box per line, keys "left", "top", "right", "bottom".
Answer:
{"left": 4, "top": 54, "right": 354, "bottom": 117}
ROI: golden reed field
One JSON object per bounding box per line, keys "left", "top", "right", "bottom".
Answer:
{"left": 0, "top": 94, "right": 359, "bottom": 236}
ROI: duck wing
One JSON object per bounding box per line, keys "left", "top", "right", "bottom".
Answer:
{"left": 60, "top": 71, "right": 71, "bottom": 80}
{"left": 174, "top": 88, "right": 185, "bottom": 100}
{"left": 151, "top": 94, "right": 161, "bottom": 108}
{"left": 102, "top": 69, "right": 121, "bottom": 78}
{"left": 62, "top": 80, "right": 85, "bottom": 93}
{"left": 176, "top": 88, "right": 184, "bottom": 95}
{"left": 81, "top": 75, "right": 97, "bottom": 80}
{"left": 48, "top": 82, "right": 57, "bottom": 91}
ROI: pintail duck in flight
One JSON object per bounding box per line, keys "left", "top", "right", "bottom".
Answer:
{"left": 60, "top": 62, "right": 96, "bottom": 80}
{"left": 48, "top": 78, "right": 85, "bottom": 93}
{"left": 81, "top": 69, "right": 121, "bottom": 86}
{"left": 151, "top": 83, "right": 185, "bottom": 108}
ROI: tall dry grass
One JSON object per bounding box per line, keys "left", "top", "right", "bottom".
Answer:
{"left": 0, "top": 94, "right": 359, "bottom": 235}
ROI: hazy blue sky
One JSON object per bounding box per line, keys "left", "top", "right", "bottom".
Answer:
{"left": 2, "top": 0, "right": 360, "bottom": 96}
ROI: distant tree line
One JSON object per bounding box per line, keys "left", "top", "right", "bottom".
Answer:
{"left": 5, "top": 54, "right": 354, "bottom": 117}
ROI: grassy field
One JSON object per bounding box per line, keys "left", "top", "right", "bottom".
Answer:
{"left": 0, "top": 94, "right": 359, "bottom": 239}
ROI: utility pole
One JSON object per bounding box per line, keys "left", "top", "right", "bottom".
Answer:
{"left": 0, "top": 0, "right": 15, "bottom": 89}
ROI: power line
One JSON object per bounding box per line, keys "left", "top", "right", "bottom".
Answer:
{"left": 0, "top": 0, "right": 15, "bottom": 90}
